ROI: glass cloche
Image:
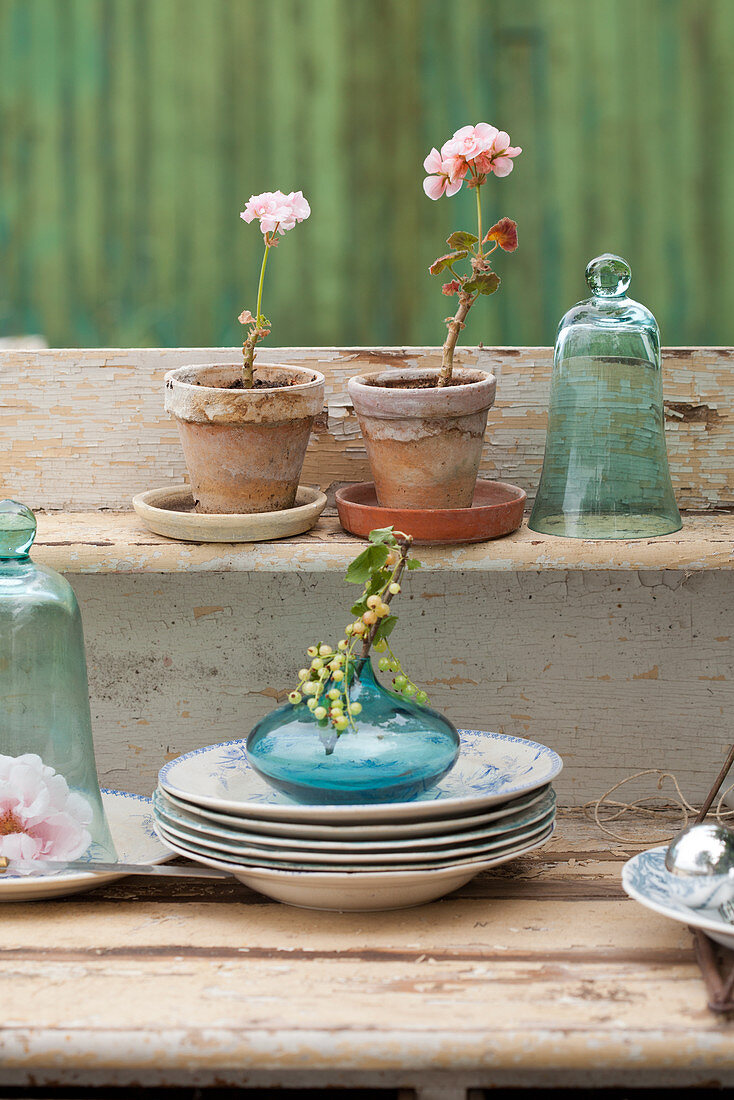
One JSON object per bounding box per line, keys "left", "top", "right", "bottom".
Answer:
{"left": 0, "top": 501, "right": 116, "bottom": 869}
{"left": 529, "top": 254, "right": 681, "bottom": 539}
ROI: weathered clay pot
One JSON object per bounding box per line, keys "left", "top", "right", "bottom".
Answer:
{"left": 347, "top": 368, "right": 496, "bottom": 509}
{"left": 164, "top": 363, "right": 325, "bottom": 514}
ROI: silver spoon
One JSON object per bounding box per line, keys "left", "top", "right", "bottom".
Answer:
{"left": 665, "top": 822, "right": 734, "bottom": 877}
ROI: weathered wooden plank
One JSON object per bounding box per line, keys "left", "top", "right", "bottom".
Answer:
{"left": 1, "top": 815, "right": 733, "bottom": 1089}
{"left": 27, "top": 511, "right": 734, "bottom": 574}
{"left": 0, "top": 346, "right": 731, "bottom": 511}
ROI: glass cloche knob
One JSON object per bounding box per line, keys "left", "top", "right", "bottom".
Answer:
{"left": 585, "top": 253, "right": 632, "bottom": 297}
{"left": 0, "top": 500, "right": 37, "bottom": 559}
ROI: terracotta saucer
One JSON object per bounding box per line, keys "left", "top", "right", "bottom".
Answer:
{"left": 133, "top": 485, "right": 327, "bottom": 543}
{"left": 335, "top": 480, "right": 526, "bottom": 544}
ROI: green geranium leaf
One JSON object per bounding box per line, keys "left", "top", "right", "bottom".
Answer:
{"left": 429, "top": 249, "right": 469, "bottom": 276}
{"left": 345, "top": 544, "right": 389, "bottom": 584}
{"left": 464, "top": 271, "right": 501, "bottom": 296}
{"left": 447, "top": 230, "right": 478, "bottom": 250}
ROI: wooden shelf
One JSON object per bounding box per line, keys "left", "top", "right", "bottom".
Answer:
{"left": 2, "top": 810, "right": 730, "bottom": 1091}
{"left": 32, "top": 510, "right": 734, "bottom": 574}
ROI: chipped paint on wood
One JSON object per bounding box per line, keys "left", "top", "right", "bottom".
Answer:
{"left": 28, "top": 512, "right": 734, "bottom": 575}
{"left": 73, "top": 568, "right": 734, "bottom": 807}
{"left": 1, "top": 813, "right": 734, "bottom": 1090}
{"left": 0, "top": 347, "right": 731, "bottom": 511}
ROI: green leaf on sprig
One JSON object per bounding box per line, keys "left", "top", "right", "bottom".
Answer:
{"left": 345, "top": 544, "right": 389, "bottom": 584}
{"left": 447, "top": 230, "right": 478, "bottom": 250}
{"left": 429, "top": 250, "right": 469, "bottom": 276}
{"left": 464, "top": 271, "right": 501, "bottom": 295}
{"left": 407, "top": 558, "right": 422, "bottom": 570}
{"left": 373, "top": 614, "right": 398, "bottom": 643}
{"left": 350, "top": 569, "right": 390, "bottom": 615}
{"left": 368, "top": 527, "right": 398, "bottom": 547}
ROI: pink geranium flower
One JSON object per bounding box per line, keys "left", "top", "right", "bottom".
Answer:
{"left": 0, "top": 753, "right": 93, "bottom": 875}
{"left": 486, "top": 131, "right": 522, "bottom": 177}
{"left": 240, "top": 190, "right": 310, "bottom": 236}
{"left": 423, "top": 148, "right": 463, "bottom": 200}
{"left": 423, "top": 124, "right": 522, "bottom": 196}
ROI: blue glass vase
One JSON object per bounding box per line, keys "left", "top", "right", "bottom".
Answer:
{"left": 246, "top": 657, "right": 460, "bottom": 804}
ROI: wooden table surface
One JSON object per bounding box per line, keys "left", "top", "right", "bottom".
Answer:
{"left": 2, "top": 810, "right": 733, "bottom": 1097}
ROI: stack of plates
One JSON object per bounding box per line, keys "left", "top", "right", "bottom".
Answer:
{"left": 154, "top": 729, "right": 563, "bottom": 911}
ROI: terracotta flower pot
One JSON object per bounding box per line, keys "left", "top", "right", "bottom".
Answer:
{"left": 164, "top": 363, "right": 325, "bottom": 514}
{"left": 347, "top": 367, "right": 497, "bottom": 509}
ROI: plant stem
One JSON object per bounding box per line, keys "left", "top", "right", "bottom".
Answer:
{"left": 361, "top": 533, "right": 413, "bottom": 658}
{"left": 476, "top": 185, "right": 483, "bottom": 256}
{"left": 256, "top": 242, "right": 270, "bottom": 326}
{"left": 241, "top": 239, "right": 272, "bottom": 390}
{"left": 438, "top": 292, "right": 473, "bottom": 388}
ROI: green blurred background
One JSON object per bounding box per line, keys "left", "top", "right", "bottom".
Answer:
{"left": 1, "top": 0, "right": 732, "bottom": 349}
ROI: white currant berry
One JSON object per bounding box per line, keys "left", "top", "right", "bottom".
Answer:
{"left": 314, "top": 706, "right": 327, "bottom": 720}
{"left": 288, "top": 691, "right": 302, "bottom": 704}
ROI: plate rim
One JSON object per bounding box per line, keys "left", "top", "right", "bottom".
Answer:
{"left": 153, "top": 788, "right": 557, "bottom": 853}
{"left": 159, "top": 782, "right": 552, "bottom": 838}
{"left": 159, "top": 729, "right": 563, "bottom": 822}
{"left": 622, "top": 846, "right": 734, "bottom": 941}
{"left": 0, "top": 789, "right": 169, "bottom": 897}
{"left": 156, "top": 822, "right": 555, "bottom": 884}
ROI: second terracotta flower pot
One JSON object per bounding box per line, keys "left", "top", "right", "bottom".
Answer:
{"left": 347, "top": 367, "right": 497, "bottom": 509}
{"left": 165, "top": 363, "right": 325, "bottom": 514}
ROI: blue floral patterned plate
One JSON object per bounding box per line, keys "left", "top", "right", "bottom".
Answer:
{"left": 159, "top": 729, "right": 563, "bottom": 823}
{"left": 622, "top": 846, "right": 734, "bottom": 950}
{"left": 0, "top": 791, "right": 169, "bottom": 901}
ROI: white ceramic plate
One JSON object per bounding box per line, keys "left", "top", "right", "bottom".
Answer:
{"left": 132, "top": 484, "right": 327, "bottom": 543}
{"left": 159, "top": 782, "right": 552, "bottom": 840}
{"left": 156, "top": 824, "right": 555, "bottom": 911}
{"left": 153, "top": 787, "right": 556, "bottom": 854}
{"left": 154, "top": 815, "right": 555, "bottom": 873}
{"left": 0, "top": 790, "right": 169, "bottom": 901}
{"left": 623, "top": 846, "right": 734, "bottom": 950}
{"left": 159, "top": 730, "right": 563, "bottom": 823}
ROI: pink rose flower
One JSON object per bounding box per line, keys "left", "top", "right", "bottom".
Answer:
{"left": 240, "top": 190, "right": 310, "bottom": 235}
{"left": 0, "top": 753, "right": 93, "bottom": 875}
{"left": 422, "top": 147, "right": 463, "bottom": 200}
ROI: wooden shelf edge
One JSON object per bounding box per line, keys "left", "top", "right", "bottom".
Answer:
{"left": 28, "top": 511, "right": 734, "bottom": 575}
